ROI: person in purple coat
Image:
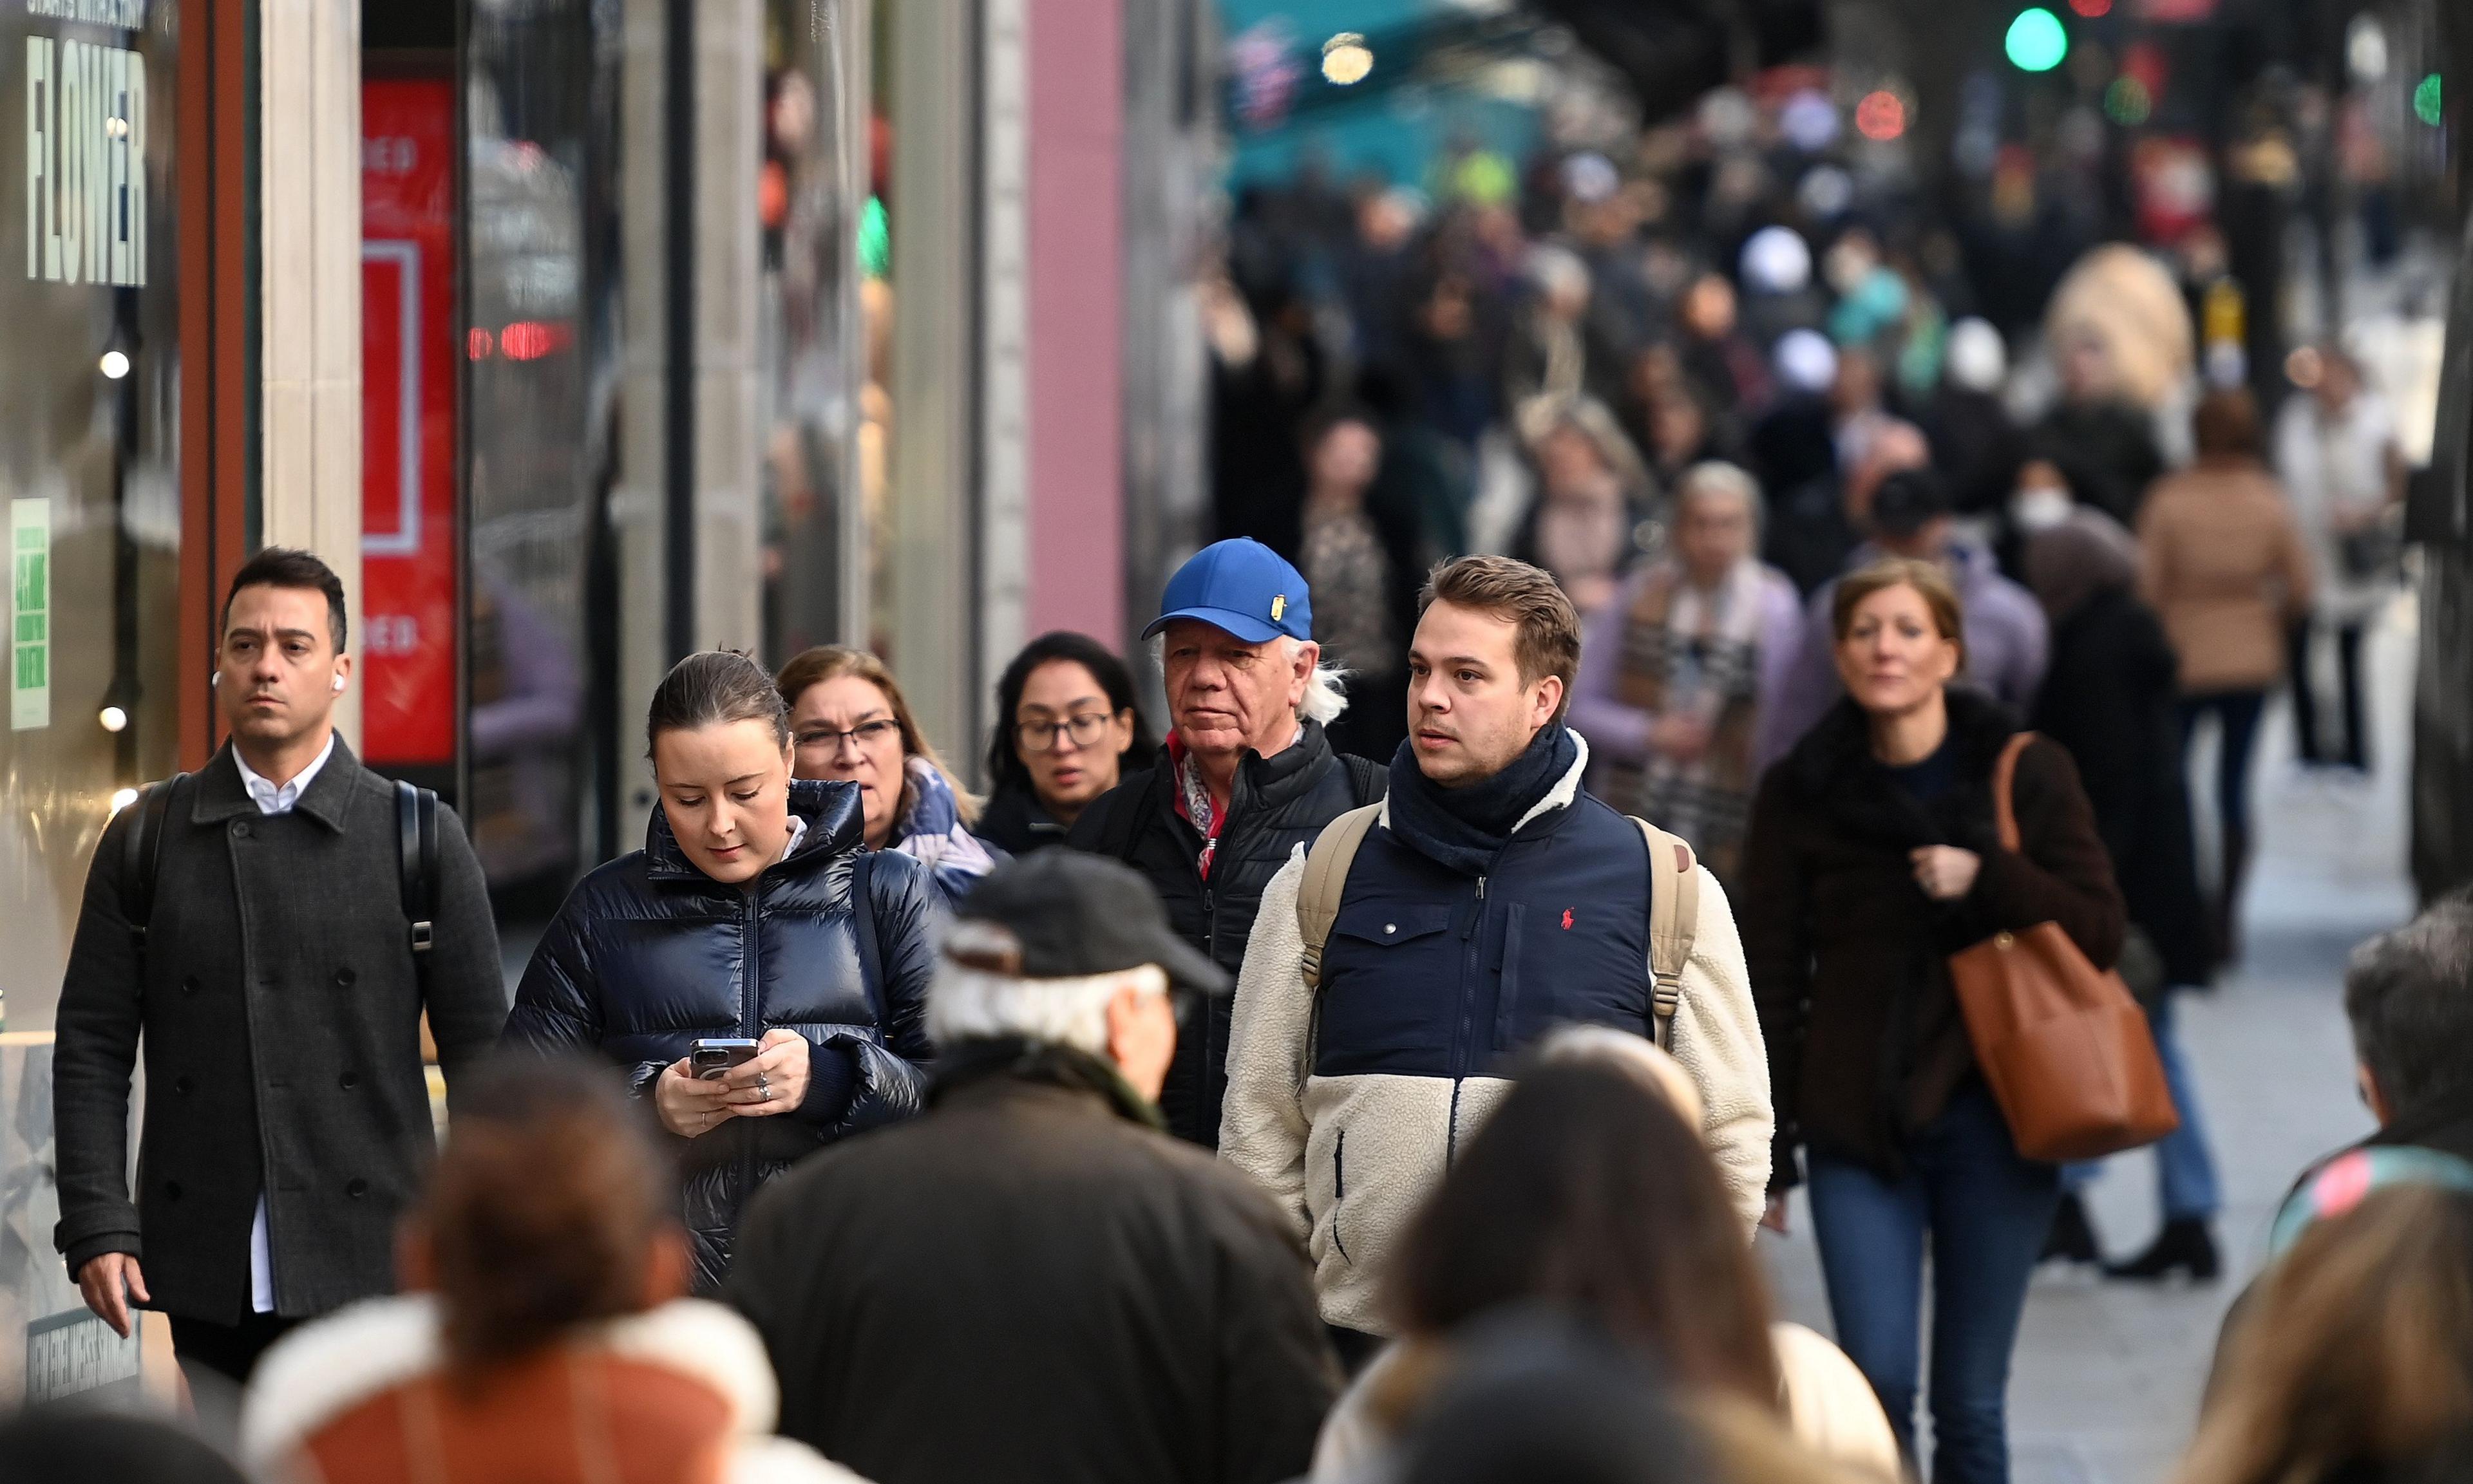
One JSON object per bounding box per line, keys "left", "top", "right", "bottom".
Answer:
{"left": 1768, "top": 468, "right": 2049, "bottom": 751}
{"left": 1569, "top": 462, "right": 1805, "bottom": 885}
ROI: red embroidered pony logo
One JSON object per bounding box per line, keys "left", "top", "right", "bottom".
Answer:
{"left": 1561, "top": 909, "right": 1575, "bottom": 930}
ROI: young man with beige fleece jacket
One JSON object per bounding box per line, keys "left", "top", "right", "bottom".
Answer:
{"left": 1220, "top": 556, "right": 1772, "bottom": 1357}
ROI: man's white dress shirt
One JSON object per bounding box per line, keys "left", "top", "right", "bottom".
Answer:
{"left": 229, "top": 731, "right": 336, "bottom": 1315}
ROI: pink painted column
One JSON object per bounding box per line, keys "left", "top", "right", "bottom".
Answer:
{"left": 1024, "top": 0, "right": 1125, "bottom": 642}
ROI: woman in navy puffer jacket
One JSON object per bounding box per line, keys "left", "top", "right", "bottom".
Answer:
{"left": 505, "top": 652, "right": 940, "bottom": 1290}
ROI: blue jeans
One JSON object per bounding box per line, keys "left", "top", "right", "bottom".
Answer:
{"left": 2060, "top": 994, "right": 2221, "bottom": 1219}
{"left": 2176, "top": 690, "right": 2265, "bottom": 836}
{"left": 1808, "top": 1087, "right": 2060, "bottom": 1484}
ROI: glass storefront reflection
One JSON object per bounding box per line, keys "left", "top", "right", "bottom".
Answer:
{"left": 864, "top": 0, "right": 896, "bottom": 655}
{"left": 761, "top": 0, "right": 866, "bottom": 660}
{"left": 464, "top": 0, "right": 619, "bottom": 921}
{"left": 0, "top": 2, "right": 178, "bottom": 1032}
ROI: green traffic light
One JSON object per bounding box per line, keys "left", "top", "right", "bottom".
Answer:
{"left": 2006, "top": 8, "right": 2069, "bottom": 73}
{"left": 860, "top": 196, "right": 890, "bottom": 279}
{"left": 2415, "top": 73, "right": 2443, "bottom": 127}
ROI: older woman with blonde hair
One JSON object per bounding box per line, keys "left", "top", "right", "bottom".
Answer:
{"left": 777, "top": 646, "right": 1006, "bottom": 903}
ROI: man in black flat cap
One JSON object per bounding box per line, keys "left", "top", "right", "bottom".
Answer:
{"left": 726, "top": 851, "right": 1339, "bottom": 1484}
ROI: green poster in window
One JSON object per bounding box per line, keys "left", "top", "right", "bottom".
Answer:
{"left": 12, "top": 498, "right": 49, "bottom": 731}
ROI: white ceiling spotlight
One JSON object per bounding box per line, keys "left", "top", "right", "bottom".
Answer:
{"left": 1322, "top": 32, "right": 1372, "bottom": 86}
{"left": 99, "top": 350, "right": 130, "bottom": 379}
{"left": 2347, "top": 16, "right": 2388, "bottom": 84}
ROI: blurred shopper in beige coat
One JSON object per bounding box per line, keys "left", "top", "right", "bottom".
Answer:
{"left": 2136, "top": 390, "right": 2313, "bottom": 961}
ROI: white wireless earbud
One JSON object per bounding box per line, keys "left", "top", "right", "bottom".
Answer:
{"left": 332, "top": 674, "right": 346, "bottom": 693}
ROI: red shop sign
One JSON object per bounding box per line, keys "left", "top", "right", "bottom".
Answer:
{"left": 360, "top": 77, "right": 458, "bottom": 767}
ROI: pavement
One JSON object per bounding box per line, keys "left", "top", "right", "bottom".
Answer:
{"left": 1757, "top": 599, "right": 2418, "bottom": 1483}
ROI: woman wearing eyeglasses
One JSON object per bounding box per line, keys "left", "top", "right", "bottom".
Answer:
{"left": 777, "top": 646, "right": 1007, "bottom": 904}
{"left": 980, "top": 632, "right": 1160, "bottom": 856}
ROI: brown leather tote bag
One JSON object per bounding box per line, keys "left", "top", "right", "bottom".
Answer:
{"left": 1947, "top": 734, "right": 2179, "bottom": 1163}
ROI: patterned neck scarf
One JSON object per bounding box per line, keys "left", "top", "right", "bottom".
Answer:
{"left": 1602, "top": 558, "right": 1767, "bottom": 881}
{"left": 1168, "top": 735, "right": 1230, "bottom": 879}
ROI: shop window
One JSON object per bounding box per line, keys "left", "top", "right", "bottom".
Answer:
{"left": 0, "top": 3, "right": 180, "bottom": 1032}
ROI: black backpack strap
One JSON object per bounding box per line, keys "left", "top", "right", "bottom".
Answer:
{"left": 396, "top": 780, "right": 439, "bottom": 986}
{"left": 1341, "top": 752, "right": 1387, "bottom": 806}
{"left": 122, "top": 772, "right": 186, "bottom": 955}
{"left": 850, "top": 850, "right": 883, "bottom": 1012}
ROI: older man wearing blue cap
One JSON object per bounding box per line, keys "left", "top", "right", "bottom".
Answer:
{"left": 1068, "top": 538, "right": 1388, "bottom": 1147}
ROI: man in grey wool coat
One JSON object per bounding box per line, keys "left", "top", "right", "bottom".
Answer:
{"left": 52, "top": 547, "right": 507, "bottom": 1391}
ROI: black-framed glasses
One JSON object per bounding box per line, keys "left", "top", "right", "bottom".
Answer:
{"left": 1014, "top": 712, "right": 1115, "bottom": 754}
{"left": 797, "top": 718, "right": 902, "bottom": 754}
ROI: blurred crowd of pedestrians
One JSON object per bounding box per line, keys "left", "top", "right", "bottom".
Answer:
{"left": 15, "top": 420, "right": 2443, "bottom": 1484}
{"left": 1197, "top": 119, "right": 2417, "bottom": 1302}
{"left": 19, "top": 84, "right": 2439, "bottom": 1484}
{"left": 1199, "top": 123, "right": 2410, "bottom": 865}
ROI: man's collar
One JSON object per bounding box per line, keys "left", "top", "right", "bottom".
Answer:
{"left": 232, "top": 730, "right": 336, "bottom": 804}
{"left": 1258, "top": 719, "right": 1303, "bottom": 762}
{"left": 196, "top": 733, "right": 357, "bottom": 830}
{"left": 928, "top": 1037, "right": 1168, "bottom": 1131}
{"left": 1166, "top": 719, "right": 1303, "bottom": 771}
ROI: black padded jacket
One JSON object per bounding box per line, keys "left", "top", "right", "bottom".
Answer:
{"left": 1066, "top": 721, "right": 1383, "bottom": 1147}
{"left": 504, "top": 778, "right": 940, "bottom": 1289}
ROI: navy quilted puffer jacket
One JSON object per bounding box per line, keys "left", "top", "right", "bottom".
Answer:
{"left": 504, "top": 778, "right": 939, "bottom": 1289}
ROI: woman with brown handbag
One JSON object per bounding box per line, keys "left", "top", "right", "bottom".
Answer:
{"left": 1741, "top": 557, "right": 2127, "bottom": 1484}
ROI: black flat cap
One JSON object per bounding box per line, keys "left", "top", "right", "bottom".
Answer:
{"left": 949, "top": 850, "right": 1231, "bottom": 997}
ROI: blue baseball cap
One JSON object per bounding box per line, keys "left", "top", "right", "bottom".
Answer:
{"left": 1141, "top": 538, "right": 1314, "bottom": 644}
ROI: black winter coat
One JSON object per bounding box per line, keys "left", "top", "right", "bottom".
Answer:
{"left": 1742, "top": 689, "right": 2126, "bottom": 1186}
{"left": 1067, "top": 721, "right": 1385, "bottom": 1147}
{"left": 2030, "top": 586, "right": 2215, "bottom": 988}
{"left": 728, "top": 1043, "right": 1338, "bottom": 1484}
{"left": 2032, "top": 401, "right": 2166, "bottom": 527}
{"left": 53, "top": 742, "right": 507, "bottom": 1324}
{"left": 975, "top": 784, "right": 1068, "bottom": 856}
{"left": 504, "top": 779, "right": 938, "bottom": 1289}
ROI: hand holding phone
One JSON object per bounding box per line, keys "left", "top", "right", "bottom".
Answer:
{"left": 689, "top": 1038, "right": 762, "bottom": 1081}
{"left": 713, "top": 1029, "right": 813, "bottom": 1118}
{"left": 655, "top": 1047, "right": 746, "bottom": 1139}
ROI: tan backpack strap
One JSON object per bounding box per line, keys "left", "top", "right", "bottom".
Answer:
{"left": 1992, "top": 732, "right": 2035, "bottom": 854}
{"left": 1297, "top": 803, "right": 1384, "bottom": 991}
{"left": 1633, "top": 818, "right": 1701, "bottom": 1049}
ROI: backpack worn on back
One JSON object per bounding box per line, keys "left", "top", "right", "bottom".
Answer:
{"left": 120, "top": 773, "right": 443, "bottom": 991}
{"left": 1294, "top": 805, "right": 1701, "bottom": 1048}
